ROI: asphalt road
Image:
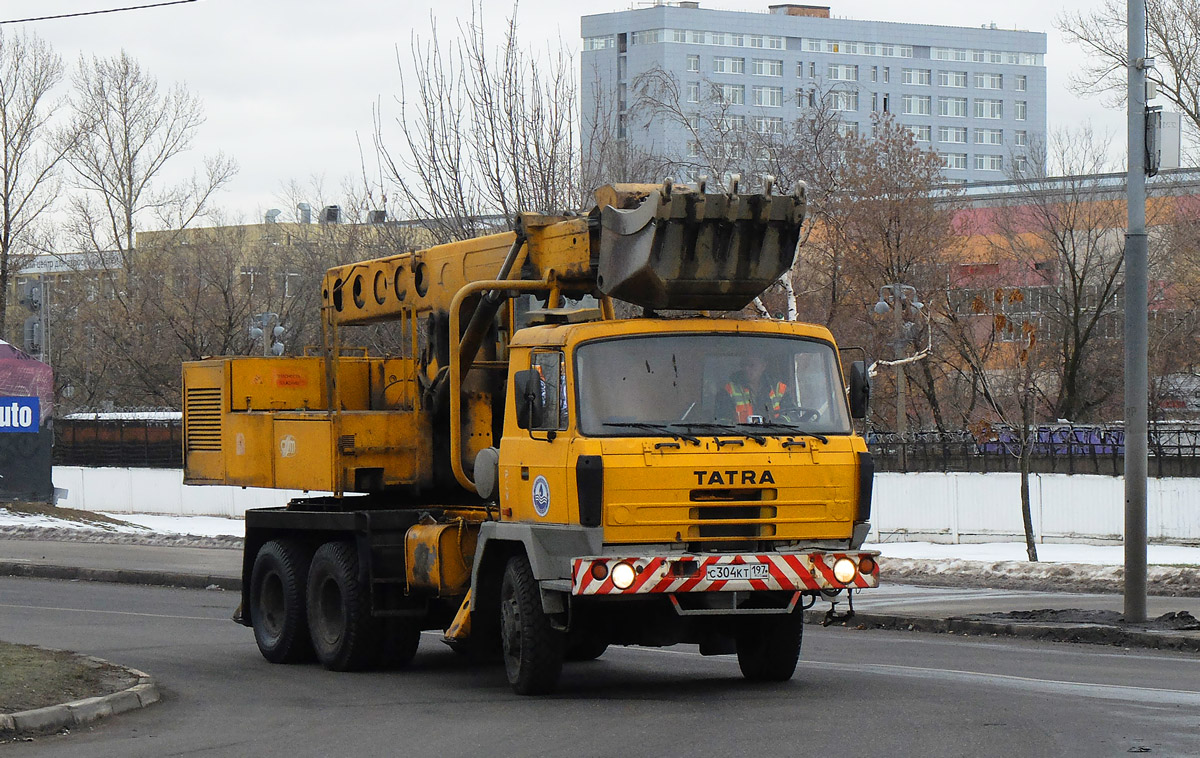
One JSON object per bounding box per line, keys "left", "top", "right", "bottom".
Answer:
{"left": 1, "top": 576, "right": 1198, "bottom": 757}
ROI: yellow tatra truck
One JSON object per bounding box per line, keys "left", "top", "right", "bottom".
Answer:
{"left": 182, "top": 182, "right": 878, "bottom": 694}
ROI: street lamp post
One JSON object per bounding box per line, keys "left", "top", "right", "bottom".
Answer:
{"left": 249, "top": 312, "right": 285, "bottom": 357}
{"left": 874, "top": 284, "right": 924, "bottom": 467}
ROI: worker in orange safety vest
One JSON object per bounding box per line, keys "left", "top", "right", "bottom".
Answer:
{"left": 718, "top": 354, "right": 789, "bottom": 423}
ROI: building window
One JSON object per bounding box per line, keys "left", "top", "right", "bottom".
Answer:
{"left": 713, "top": 56, "right": 745, "bottom": 74}
{"left": 902, "top": 94, "right": 931, "bottom": 115}
{"left": 584, "top": 36, "right": 615, "bottom": 51}
{"left": 942, "top": 152, "right": 968, "bottom": 170}
{"left": 906, "top": 124, "right": 931, "bottom": 142}
{"left": 974, "top": 98, "right": 1003, "bottom": 119}
{"left": 903, "top": 68, "right": 930, "bottom": 86}
{"left": 809, "top": 61, "right": 816, "bottom": 78}
{"left": 631, "top": 30, "right": 664, "bottom": 45}
{"left": 1014, "top": 130, "right": 1028, "bottom": 146}
{"left": 753, "top": 85, "right": 783, "bottom": 107}
{"left": 805, "top": 39, "right": 822, "bottom": 52}
{"left": 939, "top": 96, "right": 968, "bottom": 117}
{"left": 828, "top": 89, "right": 859, "bottom": 112}
{"left": 838, "top": 121, "right": 858, "bottom": 137}
{"left": 687, "top": 82, "right": 700, "bottom": 103}
{"left": 974, "top": 72, "right": 1003, "bottom": 89}
{"left": 753, "top": 59, "right": 783, "bottom": 77}
{"left": 938, "top": 126, "right": 967, "bottom": 143}
{"left": 975, "top": 154, "right": 1003, "bottom": 171}
{"left": 1013, "top": 154, "right": 1029, "bottom": 172}
{"left": 1015, "top": 74, "right": 1027, "bottom": 91}
{"left": 687, "top": 54, "right": 700, "bottom": 73}
{"left": 883, "top": 66, "right": 890, "bottom": 83}
{"left": 938, "top": 70, "right": 967, "bottom": 88}
{"left": 871, "top": 66, "right": 878, "bottom": 83}
{"left": 975, "top": 128, "right": 1003, "bottom": 145}
{"left": 717, "top": 83, "right": 745, "bottom": 105}
{"left": 718, "top": 114, "right": 745, "bottom": 131}
{"left": 933, "top": 48, "right": 969, "bottom": 62}
{"left": 1015, "top": 100, "right": 1027, "bottom": 120}
{"left": 797, "top": 61, "right": 804, "bottom": 77}
{"left": 828, "top": 63, "right": 859, "bottom": 81}
{"left": 688, "top": 141, "right": 699, "bottom": 158}
{"left": 754, "top": 115, "right": 783, "bottom": 134}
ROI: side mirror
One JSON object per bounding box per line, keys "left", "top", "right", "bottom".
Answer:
{"left": 514, "top": 369, "right": 545, "bottom": 430}
{"left": 849, "top": 360, "right": 870, "bottom": 420}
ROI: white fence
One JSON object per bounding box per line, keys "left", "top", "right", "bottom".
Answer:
{"left": 52, "top": 467, "right": 1200, "bottom": 545}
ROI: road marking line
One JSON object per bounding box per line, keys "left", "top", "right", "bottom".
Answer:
{"left": 0, "top": 602, "right": 223, "bottom": 622}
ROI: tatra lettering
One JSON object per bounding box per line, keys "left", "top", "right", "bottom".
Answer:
{"left": 692, "top": 469, "right": 775, "bottom": 486}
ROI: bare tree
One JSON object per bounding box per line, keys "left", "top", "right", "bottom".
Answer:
{"left": 0, "top": 31, "right": 71, "bottom": 339}
{"left": 65, "top": 50, "right": 235, "bottom": 265}
{"left": 937, "top": 279, "right": 1047, "bottom": 560}
{"left": 989, "top": 127, "right": 1137, "bottom": 421}
{"left": 52, "top": 50, "right": 235, "bottom": 408}
{"left": 808, "top": 113, "right": 958, "bottom": 433}
{"left": 377, "top": 3, "right": 581, "bottom": 244}
{"left": 1058, "top": 0, "right": 1200, "bottom": 152}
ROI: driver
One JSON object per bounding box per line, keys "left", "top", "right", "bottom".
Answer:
{"left": 717, "top": 354, "right": 789, "bottom": 423}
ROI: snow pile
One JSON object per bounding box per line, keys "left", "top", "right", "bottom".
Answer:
{"left": 868, "top": 540, "right": 1200, "bottom": 567}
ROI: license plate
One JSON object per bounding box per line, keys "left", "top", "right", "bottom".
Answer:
{"left": 705, "top": 563, "right": 770, "bottom": 581}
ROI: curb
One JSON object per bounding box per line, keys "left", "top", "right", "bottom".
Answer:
{"left": 0, "top": 561, "right": 238, "bottom": 591}
{"left": 803, "top": 609, "right": 1200, "bottom": 653}
{"left": 0, "top": 655, "right": 160, "bottom": 737}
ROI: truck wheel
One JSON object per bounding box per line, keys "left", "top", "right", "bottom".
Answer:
{"left": 250, "top": 539, "right": 313, "bottom": 664}
{"left": 375, "top": 619, "right": 421, "bottom": 669}
{"left": 566, "top": 636, "right": 609, "bottom": 662}
{"left": 735, "top": 614, "right": 803, "bottom": 682}
{"left": 306, "top": 541, "right": 378, "bottom": 672}
{"left": 499, "top": 555, "right": 565, "bottom": 695}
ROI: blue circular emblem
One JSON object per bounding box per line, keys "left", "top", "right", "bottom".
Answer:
{"left": 532, "top": 475, "right": 551, "bottom": 517}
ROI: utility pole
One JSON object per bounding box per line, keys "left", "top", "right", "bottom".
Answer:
{"left": 1124, "top": 0, "right": 1149, "bottom": 622}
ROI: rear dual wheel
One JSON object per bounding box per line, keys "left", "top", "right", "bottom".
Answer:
{"left": 735, "top": 613, "right": 803, "bottom": 682}
{"left": 250, "top": 539, "right": 314, "bottom": 664}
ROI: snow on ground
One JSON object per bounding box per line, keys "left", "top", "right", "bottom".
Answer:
{"left": 1, "top": 507, "right": 1197, "bottom": 566}
{"left": 867, "top": 541, "right": 1200, "bottom": 567}
{"left": 97, "top": 513, "right": 243, "bottom": 538}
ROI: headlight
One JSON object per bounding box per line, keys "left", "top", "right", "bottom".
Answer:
{"left": 832, "top": 556, "right": 858, "bottom": 584}
{"left": 611, "top": 561, "right": 636, "bottom": 589}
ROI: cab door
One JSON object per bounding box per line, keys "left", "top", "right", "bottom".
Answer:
{"left": 498, "top": 349, "right": 575, "bottom": 525}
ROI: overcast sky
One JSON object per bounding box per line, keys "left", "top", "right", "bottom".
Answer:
{"left": 4, "top": 0, "right": 1129, "bottom": 222}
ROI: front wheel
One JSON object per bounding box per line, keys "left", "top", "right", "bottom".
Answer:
{"left": 500, "top": 555, "right": 565, "bottom": 695}
{"left": 735, "top": 614, "right": 803, "bottom": 682}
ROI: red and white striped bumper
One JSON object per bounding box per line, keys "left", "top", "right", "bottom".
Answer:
{"left": 571, "top": 552, "right": 879, "bottom": 596}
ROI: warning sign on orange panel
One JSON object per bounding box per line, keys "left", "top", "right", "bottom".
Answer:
{"left": 274, "top": 372, "right": 308, "bottom": 388}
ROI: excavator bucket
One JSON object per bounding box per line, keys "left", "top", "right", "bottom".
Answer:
{"left": 593, "top": 180, "right": 806, "bottom": 311}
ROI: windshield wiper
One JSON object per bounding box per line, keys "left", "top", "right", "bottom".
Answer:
{"left": 604, "top": 422, "right": 700, "bottom": 445}
{"left": 739, "top": 422, "right": 829, "bottom": 444}
{"left": 671, "top": 422, "right": 766, "bottom": 445}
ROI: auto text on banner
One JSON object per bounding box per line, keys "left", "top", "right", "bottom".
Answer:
{"left": 0, "top": 396, "right": 40, "bottom": 433}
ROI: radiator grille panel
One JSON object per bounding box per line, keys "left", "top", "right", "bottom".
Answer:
{"left": 185, "top": 387, "right": 223, "bottom": 452}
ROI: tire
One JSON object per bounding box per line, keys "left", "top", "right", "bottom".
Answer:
{"left": 565, "top": 636, "right": 609, "bottom": 662}
{"left": 306, "top": 541, "right": 378, "bottom": 672}
{"left": 375, "top": 618, "right": 421, "bottom": 669}
{"left": 735, "top": 614, "right": 803, "bottom": 682}
{"left": 499, "top": 555, "right": 565, "bottom": 695}
{"left": 250, "top": 539, "right": 314, "bottom": 664}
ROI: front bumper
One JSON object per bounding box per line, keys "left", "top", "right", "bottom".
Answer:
{"left": 571, "top": 551, "right": 879, "bottom": 596}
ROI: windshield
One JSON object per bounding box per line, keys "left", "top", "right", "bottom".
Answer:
{"left": 574, "top": 334, "right": 851, "bottom": 437}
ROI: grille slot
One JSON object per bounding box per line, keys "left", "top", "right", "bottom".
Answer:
{"left": 185, "top": 387, "right": 223, "bottom": 452}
